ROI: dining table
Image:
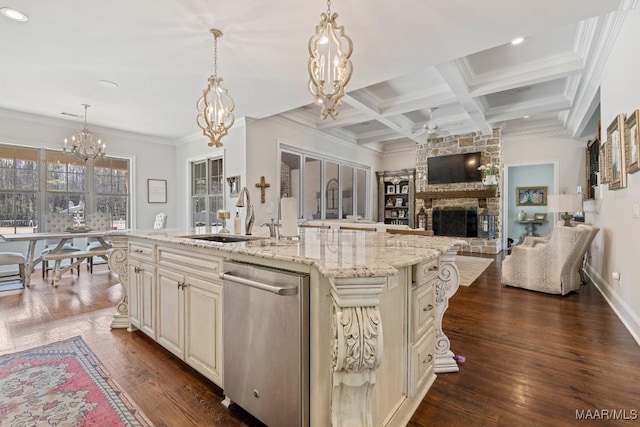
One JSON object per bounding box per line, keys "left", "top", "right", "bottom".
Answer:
{"left": 0, "top": 230, "right": 113, "bottom": 287}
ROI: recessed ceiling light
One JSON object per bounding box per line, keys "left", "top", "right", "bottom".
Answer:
{"left": 97, "top": 80, "right": 119, "bottom": 89}
{"left": 1, "top": 7, "right": 28, "bottom": 22}
{"left": 511, "top": 37, "right": 524, "bottom": 45}
{"left": 523, "top": 115, "right": 529, "bottom": 119}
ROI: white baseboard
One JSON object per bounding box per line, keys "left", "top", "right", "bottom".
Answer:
{"left": 585, "top": 265, "right": 640, "bottom": 346}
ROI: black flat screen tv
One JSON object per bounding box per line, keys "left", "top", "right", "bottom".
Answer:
{"left": 427, "top": 152, "right": 482, "bottom": 184}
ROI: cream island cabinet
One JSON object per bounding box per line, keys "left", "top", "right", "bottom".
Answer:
{"left": 106, "top": 229, "right": 462, "bottom": 426}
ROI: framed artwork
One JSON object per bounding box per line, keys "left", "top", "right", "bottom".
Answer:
{"left": 401, "top": 184, "right": 409, "bottom": 194}
{"left": 516, "top": 186, "right": 547, "bottom": 206}
{"left": 607, "top": 113, "right": 627, "bottom": 190}
{"left": 533, "top": 213, "right": 547, "bottom": 221}
{"left": 395, "top": 197, "right": 404, "bottom": 207}
{"left": 599, "top": 140, "right": 610, "bottom": 184}
{"left": 227, "top": 175, "right": 241, "bottom": 197}
{"left": 386, "top": 184, "right": 395, "bottom": 194}
{"left": 625, "top": 110, "right": 640, "bottom": 174}
{"left": 147, "top": 179, "right": 167, "bottom": 203}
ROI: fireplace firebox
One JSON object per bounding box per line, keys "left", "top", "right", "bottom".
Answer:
{"left": 432, "top": 207, "right": 478, "bottom": 237}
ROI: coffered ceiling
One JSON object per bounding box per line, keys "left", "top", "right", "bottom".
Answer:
{"left": 0, "top": 1, "right": 630, "bottom": 152}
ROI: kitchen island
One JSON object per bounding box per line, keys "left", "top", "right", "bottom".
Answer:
{"left": 106, "top": 228, "right": 463, "bottom": 426}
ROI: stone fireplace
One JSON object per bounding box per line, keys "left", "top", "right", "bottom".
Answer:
{"left": 415, "top": 129, "right": 503, "bottom": 254}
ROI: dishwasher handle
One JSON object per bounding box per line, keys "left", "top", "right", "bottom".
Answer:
{"left": 220, "top": 272, "right": 299, "bottom": 296}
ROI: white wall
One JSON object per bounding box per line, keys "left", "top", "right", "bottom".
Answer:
{"left": 245, "top": 117, "right": 382, "bottom": 226}
{"left": 594, "top": 5, "right": 640, "bottom": 342}
{"left": 174, "top": 121, "right": 247, "bottom": 229}
{"left": 380, "top": 148, "right": 416, "bottom": 172}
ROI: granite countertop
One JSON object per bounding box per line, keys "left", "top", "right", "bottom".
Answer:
{"left": 125, "top": 228, "right": 463, "bottom": 278}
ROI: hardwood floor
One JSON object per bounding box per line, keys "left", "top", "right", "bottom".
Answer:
{"left": 1, "top": 256, "right": 639, "bottom": 426}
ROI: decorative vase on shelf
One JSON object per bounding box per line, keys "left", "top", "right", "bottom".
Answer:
{"left": 482, "top": 174, "right": 498, "bottom": 189}
{"left": 517, "top": 210, "right": 527, "bottom": 221}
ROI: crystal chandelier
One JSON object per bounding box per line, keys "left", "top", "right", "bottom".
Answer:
{"left": 308, "top": 0, "right": 353, "bottom": 120}
{"left": 197, "top": 28, "right": 235, "bottom": 148}
{"left": 63, "top": 104, "right": 106, "bottom": 161}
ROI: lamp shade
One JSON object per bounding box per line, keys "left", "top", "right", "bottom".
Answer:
{"left": 547, "top": 194, "right": 582, "bottom": 213}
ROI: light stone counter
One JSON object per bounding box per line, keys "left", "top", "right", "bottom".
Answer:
{"left": 124, "top": 227, "right": 462, "bottom": 278}
{"left": 107, "top": 228, "right": 464, "bottom": 426}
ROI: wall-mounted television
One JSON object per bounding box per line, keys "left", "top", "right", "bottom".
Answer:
{"left": 427, "top": 152, "right": 482, "bottom": 184}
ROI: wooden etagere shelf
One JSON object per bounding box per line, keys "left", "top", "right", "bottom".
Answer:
{"left": 416, "top": 189, "right": 497, "bottom": 208}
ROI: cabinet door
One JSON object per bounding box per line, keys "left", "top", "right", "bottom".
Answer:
{"left": 184, "top": 275, "right": 223, "bottom": 386}
{"left": 128, "top": 259, "right": 142, "bottom": 329}
{"left": 139, "top": 264, "right": 156, "bottom": 339}
{"left": 157, "top": 268, "right": 185, "bottom": 359}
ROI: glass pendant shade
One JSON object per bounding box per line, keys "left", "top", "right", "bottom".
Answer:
{"left": 63, "top": 104, "right": 106, "bottom": 162}
{"left": 308, "top": 0, "right": 353, "bottom": 119}
{"left": 196, "top": 28, "right": 235, "bottom": 148}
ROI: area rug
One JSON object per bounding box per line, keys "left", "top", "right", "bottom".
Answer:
{"left": 0, "top": 336, "right": 154, "bottom": 426}
{"left": 456, "top": 255, "right": 494, "bottom": 286}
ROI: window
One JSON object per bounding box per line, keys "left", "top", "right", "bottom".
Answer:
{"left": 94, "top": 157, "right": 129, "bottom": 229}
{"left": 191, "top": 157, "right": 224, "bottom": 232}
{"left": 0, "top": 145, "right": 39, "bottom": 234}
{"left": 0, "top": 144, "right": 131, "bottom": 235}
{"left": 45, "top": 150, "right": 87, "bottom": 216}
{"left": 279, "top": 146, "right": 369, "bottom": 220}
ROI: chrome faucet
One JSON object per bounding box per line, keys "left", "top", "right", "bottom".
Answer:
{"left": 261, "top": 218, "right": 279, "bottom": 238}
{"left": 235, "top": 187, "right": 254, "bottom": 235}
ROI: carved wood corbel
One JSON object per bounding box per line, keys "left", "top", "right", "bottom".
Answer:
{"left": 329, "top": 276, "right": 386, "bottom": 427}
{"left": 434, "top": 248, "right": 460, "bottom": 373}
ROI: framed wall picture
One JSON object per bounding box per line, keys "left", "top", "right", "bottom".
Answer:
{"left": 625, "top": 109, "right": 640, "bottom": 174}
{"left": 599, "top": 140, "right": 610, "bottom": 184}
{"left": 607, "top": 113, "right": 627, "bottom": 190}
{"left": 516, "top": 186, "right": 547, "bottom": 206}
{"left": 386, "top": 184, "right": 395, "bottom": 194}
{"left": 227, "top": 175, "right": 241, "bottom": 197}
{"left": 147, "top": 179, "right": 167, "bottom": 203}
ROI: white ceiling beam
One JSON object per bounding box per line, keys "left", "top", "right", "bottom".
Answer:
{"left": 486, "top": 96, "right": 571, "bottom": 122}
{"left": 434, "top": 61, "right": 493, "bottom": 135}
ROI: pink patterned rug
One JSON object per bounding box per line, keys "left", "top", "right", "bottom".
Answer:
{"left": 0, "top": 336, "right": 153, "bottom": 426}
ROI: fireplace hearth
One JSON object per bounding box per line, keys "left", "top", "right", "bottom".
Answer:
{"left": 432, "top": 207, "right": 478, "bottom": 237}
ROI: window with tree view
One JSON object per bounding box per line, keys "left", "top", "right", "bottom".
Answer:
{"left": 0, "top": 145, "right": 39, "bottom": 234}
{"left": 0, "top": 144, "right": 130, "bottom": 235}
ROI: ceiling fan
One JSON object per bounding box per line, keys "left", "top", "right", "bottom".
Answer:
{"left": 415, "top": 108, "right": 463, "bottom": 142}
{"left": 423, "top": 108, "right": 447, "bottom": 137}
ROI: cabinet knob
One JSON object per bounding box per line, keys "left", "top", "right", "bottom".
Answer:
{"left": 423, "top": 354, "right": 433, "bottom": 364}
{"left": 423, "top": 304, "right": 433, "bottom": 312}
{"left": 177, "top": 281, "right": 186, "bottom": 289}
{"left": 429, "top": 265, "right": 438, "bottom": 272}
{"left": 134, "top": 266, "right": 141, "bottom": 273}
{"left": 133, "top": 249, "right": 143, "bottom": 253}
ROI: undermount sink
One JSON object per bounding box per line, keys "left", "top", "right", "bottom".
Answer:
{"left": 183, "top": 234, "right": 265, "bottom": 243}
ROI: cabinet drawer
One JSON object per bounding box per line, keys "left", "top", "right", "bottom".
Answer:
{"left": 157, "top": 246, "right": 223, "bottom": 282}
{"left": 413, "top": 284, "right": 434, "bottom": 340}
{"left": 413, "top": 258, "right": 439, "bottom": 288}
{"left": 409, "top": 328, "right": 435, "bottom": 397}
{"left": 129, "top": 241, "right": 155, "bottom": 262}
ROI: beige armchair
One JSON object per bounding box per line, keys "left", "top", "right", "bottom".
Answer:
{"left": 502, "top": 226, "right": 590, "bottom": 295}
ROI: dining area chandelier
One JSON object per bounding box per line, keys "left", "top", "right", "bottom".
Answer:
{"left": 62, "top": 104, "right": 106, "bottom": 162}
{"left": 196, "top": 28, "right": 235, "bottom": 148}
{"left": 308, "top": 0, "right": 353, "bottom": 119}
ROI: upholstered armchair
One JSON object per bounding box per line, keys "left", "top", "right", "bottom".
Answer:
{"left": 502, "top": 226, "right": 590, "bottom": 295}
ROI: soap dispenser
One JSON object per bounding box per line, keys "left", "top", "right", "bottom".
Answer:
{"left": 234, "top": 211, "right": 241, "bottom": 234}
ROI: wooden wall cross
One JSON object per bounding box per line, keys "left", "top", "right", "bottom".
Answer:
{"left": 255, "top": 176, "right": 270, "bottom": 203}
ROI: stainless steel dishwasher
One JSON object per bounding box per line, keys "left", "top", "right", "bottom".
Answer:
{"left": 221, "top": 261, "right": 309, "bottom": 427}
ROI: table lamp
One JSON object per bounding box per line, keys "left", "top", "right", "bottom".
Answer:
{"left": 547, "top": 194, "right": 582, "bottom": 226}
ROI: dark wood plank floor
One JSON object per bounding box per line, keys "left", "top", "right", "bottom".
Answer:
{"left": 1, "top": 256, "right": 639, "bottom": 426}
